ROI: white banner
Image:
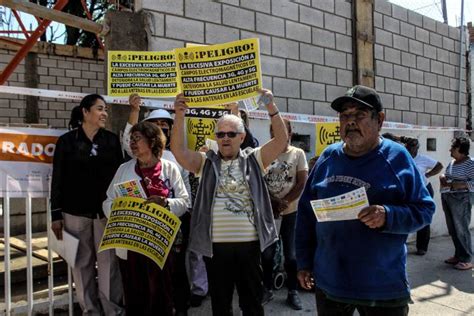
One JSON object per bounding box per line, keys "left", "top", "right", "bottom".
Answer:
{"left": 0, "top": 85, "right": 464, "bottom": 131}
{"left": 0, "top": 127, "right": 66, "bottom": 198}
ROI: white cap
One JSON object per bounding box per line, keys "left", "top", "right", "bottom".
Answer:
{"left": 144, "top": 109, "right": 174, "bottom": 122}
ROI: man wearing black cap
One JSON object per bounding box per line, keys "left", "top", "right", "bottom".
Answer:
{"left": 295, "top": 85, "right": 435, "bottom": 315}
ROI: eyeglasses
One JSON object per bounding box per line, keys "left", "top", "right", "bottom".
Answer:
{"left": 215, "top": 131, "right": 240, "bottom": 139}
{"left": 130, "top": 135, "right": 143, "bottom": 143}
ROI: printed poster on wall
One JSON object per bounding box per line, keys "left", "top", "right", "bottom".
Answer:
{"left": 0, "top": 127, "right": 66, "bottom": 198}
{"left": 108, "top": 50, "right": 178, "bottom": 97}
{"left": 175, "top": 38, "right": 262, "bottom": 107}
{"left": 315, "top": 122, "right": 341, "bottom": 156}
{"left": 185, "top": 107, "right": 228, "bottom": 151}
{"left": 99, "top": 197, "right": 181, "bottom": 269}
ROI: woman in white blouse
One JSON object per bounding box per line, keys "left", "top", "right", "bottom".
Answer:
{"left": 103, "top": 121, "right": 189, "bottom": 315}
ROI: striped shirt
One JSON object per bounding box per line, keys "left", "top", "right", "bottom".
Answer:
{"left": 444, "top": 157, "right": 474, "bottom": 193}
{"left": 196, "top": 150, "right": 265, "bottom": 243}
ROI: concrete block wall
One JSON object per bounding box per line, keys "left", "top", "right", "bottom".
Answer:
{"left": 141, "top": 0, "right": 354, "bottom": 116}
{"left": 374, "top": 0, "right": 467, "bottom": 127}
{"left": 141, "top": 0, "right": 469, "bottom": 127}
{"left": 0, "top": 49, "right": 105, "bottom": 128}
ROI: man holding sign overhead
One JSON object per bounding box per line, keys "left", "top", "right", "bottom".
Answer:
{"left": 295, "top": 85, "right": 435, "bottom": 316}
{"left": 171, "top": 89, "right": 287, "bottom": 316}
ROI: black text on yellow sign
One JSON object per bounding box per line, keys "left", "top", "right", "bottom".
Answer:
{"left": 107, "top": 51, "right": 178, "bottom": 97}
{"left": 99, "top": 197, "right": 181, "bottom": 269}
{"left": 175, "top": 38, "right": 262, "bottom": 107}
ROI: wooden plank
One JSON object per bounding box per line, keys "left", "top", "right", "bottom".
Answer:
{"left": 355, "top": 0, "right": 375, "bottom": 88}
{"left": 0, "top": 235, "right": 60, "bottom": 262}
{"left": 0, "top": 0, "right": 105, "bottom": 35}
{"left": 0, "top": 36, "right": 105, "bottom": 60}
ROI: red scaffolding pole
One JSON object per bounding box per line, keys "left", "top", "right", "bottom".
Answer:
{"left": 0, "top": 0, "right": 69, "bottom": 85}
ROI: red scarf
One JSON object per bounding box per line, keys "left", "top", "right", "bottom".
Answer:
{"left": 135, "top": 160, "right": 170, "bottom": 198}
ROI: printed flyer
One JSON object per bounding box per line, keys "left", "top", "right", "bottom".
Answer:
{"left": 310, "top": 187, "right": 369, "bottom": 222}
{"left": 99, "top": 197, "right": 181, "bottom": 269}
{"left": 175, "top": 38, "right": 262, "bottom": 107}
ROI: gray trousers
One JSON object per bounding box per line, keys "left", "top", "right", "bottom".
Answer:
{"left": 63, "top": 213, "right": 124, "bottom": 316}
{"left": 441, "top": 192, "right": 473, "bottom": 262}
{"left": 186, "top": 250, "right": 208, "bottom": 296}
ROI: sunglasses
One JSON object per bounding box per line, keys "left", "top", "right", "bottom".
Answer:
{"left": 215, "top": 131, "right": 240, "bottom": 139}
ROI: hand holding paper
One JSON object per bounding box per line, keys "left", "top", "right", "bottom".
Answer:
{"left": 310, "top": 187, "right": 369, "bottom": 222}
{"left": 358, "top": 205, "right": 386, "bottom": 229}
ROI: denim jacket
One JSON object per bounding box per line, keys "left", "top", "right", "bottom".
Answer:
{"left": 189, "top": 148, "right": 278, "bottom": 257}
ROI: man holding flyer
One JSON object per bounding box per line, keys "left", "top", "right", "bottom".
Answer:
{"left": 295, "top": 85, "right": 435, "bottom": 316}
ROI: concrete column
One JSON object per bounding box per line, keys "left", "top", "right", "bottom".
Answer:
{"left": 104, "top": 10, "right": 149, "bottom": 135}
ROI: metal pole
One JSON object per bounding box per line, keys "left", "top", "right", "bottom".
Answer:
{"left": 0, "top": 0, "right": 68, "bottom": 84}
{"left": 457, "top": 0, "right": 465, "bottom": 128}
{"left": 441, "top": 0, "right": 448, "bottom": 24}
{"left": 68, "top": 267, "right": 73, "bottom": 316}
{"left": 26, "top": 194, "right": 34, "bottom": 316}
{"left": 46, "top": 198, "right": 54, "bottom": 315}
{"left": 3, "top": 184, "right": 11, "bottom": 316}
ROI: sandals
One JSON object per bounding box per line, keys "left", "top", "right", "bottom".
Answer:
{"left": 454, "top": 262, "right": 473, "bottom": 270}
{"left": 444, "top": 257, "right": 459, "bottom": 265}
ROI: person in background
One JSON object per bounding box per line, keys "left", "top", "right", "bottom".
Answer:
{"left": 439, "top": 136, "right": 473, "bottom": 270}
{"left": 261, "top": 118, "right": 308, "bottom": 310}
{"left": 51, "top": 94, "right": 124, "bottom": 315}
{"left": 103, "top": 121, "right": 189, "bottom": 315}
{"left": 296, "top": 85, "right": 435, "bottom": 316}
{"left": 225, "top": 102, "right": 259, "bottom": 149}
{"left": 308, "top": 155, "right": 320, "bottom": 172}
{"left": 171, "top": 89, "right": 287, "bottom": 316}
{"left": 405, "top": 138, "right": 443, "bottom": 255}
{"left": 123, "top": 94, "right": 193, "bottom": 314}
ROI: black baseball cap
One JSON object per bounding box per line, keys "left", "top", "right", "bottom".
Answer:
{"left": 331, "top": 85, "right": 383, "bottom": 113}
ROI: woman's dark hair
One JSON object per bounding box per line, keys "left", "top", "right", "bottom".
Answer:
{"left": 130, "top": 121, "right": 166, "bottom": 158}
{"left": 382, "top": 132, "right": 400, "bottom": 142}
{"left": 404, "top": 137, "right": 419, "bottom": 149}
{"left": 452, "top": 136, "right": 470, "bottom": 156}
{"left": 68, "top": 106, "right": 83, "bottom": 130}
{"left": 68, "top": 94, "right": 105, "bottom": 130}
{"left": 239, "top": 109, "right": 249, "bottom": 127}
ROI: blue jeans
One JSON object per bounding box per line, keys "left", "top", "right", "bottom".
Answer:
{"left": 441, "top": 192, "right": 473, "bottom": 262}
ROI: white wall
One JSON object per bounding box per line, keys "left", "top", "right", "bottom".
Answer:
{"left": 383, "top": 128, "right": 474, "bottom": 239}
{"left": 249, "top": 117, "right": 474, "bottom": 238}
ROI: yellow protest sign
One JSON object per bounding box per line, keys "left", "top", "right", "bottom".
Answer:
{"left": 315, "top": 122, "right": 341, "bottom": 155}
{"left": 175, "top": 38, "right": 262, "bottom": 107}
{"left": 185, "top": 107, "right": 228, "bottom": 151}
{"left": 99, "top": 197, "right": 181, "bottom": 269}
{"left": 107, "top": 51, "right": 178, "bottom": 97}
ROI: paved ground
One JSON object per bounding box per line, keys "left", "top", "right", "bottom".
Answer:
{"left": 186, "top": 234, "right": 474, "bottom": 316}
{"left": 4, "top": 233, "right": 473, "bottom": 315}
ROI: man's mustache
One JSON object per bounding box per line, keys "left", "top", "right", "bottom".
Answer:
{"left": 345, "top": 128, "right": 361, "bottom": 135}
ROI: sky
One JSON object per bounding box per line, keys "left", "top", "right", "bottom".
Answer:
{"left": 389, "top": 0, "right": 473, "bottom": 26}
{"left": 0, "top": 1, "right": 473, "bottom": 45}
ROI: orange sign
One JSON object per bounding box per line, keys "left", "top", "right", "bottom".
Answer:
{"left": 0, "top": 133, "right": 58, "bottom": 164}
